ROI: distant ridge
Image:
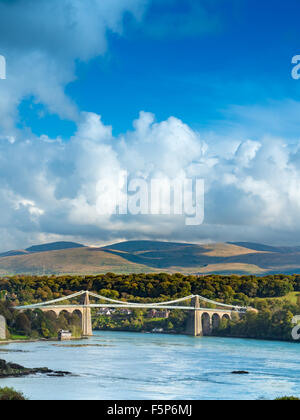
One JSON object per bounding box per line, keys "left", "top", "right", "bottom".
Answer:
{"left": 229, "top": 242, "right": 300, "bottom": 254}
{"left": 26, "top": 242, "right": 84, "bottom": 253}
{"left": 1, "top": 240, "right": 300, "bottom": 275}
{"left": 0, "top": 250, "right": 29, "bottom": 258}
{"left": 228, "top": 242, "right": 282, "bottom": 253}
{"left": 104, "top": 240, "right": 195, "bottom": 253}
{"left": 0, "top": 241, "right": 84, "bottom": 258}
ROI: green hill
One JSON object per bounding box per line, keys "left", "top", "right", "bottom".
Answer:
{"left": 0, "top": 240, "right": 300, "bottom": 275}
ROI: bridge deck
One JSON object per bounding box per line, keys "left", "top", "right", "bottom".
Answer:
{"left": 17, "top": 304, "right": 236, "bottom": 313}
{"left": 15, "top": 291, "right": 248, "bottom": 315}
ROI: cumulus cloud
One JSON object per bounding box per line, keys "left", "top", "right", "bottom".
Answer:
{"left": 0, "top": 0, "right": 300, "bottom": 250}
{"left": 0, "top": 0, "right": 147, "bottom": 134}
{"left": 0, "top": 108, "right": 300, "bottom": 250}
{"left": 0, "top": 111, "right": 207, "bottom": 248}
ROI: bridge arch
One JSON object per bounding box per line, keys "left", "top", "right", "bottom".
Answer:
{"left": 45, "top": 310, "right": 58, "bottom": 321}
{"left": 57, "top": 310, "right": 72, "bottom": 330}
{"left": 72, "top": 309, "right": 83, "bottom": 317}
{"left": 201, "top": 312, "right": 211, "bottom": 336}
{"left": 15, "top": 290, "right": 249, "bottom": 338}
{"left": 212, "top": 313, "right": 221, "bottom": 330}
{"left": 71, "top": 309, "right": 83, "bottom": 327}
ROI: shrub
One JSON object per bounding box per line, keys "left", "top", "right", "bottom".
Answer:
{"left": 0, "top": 387, "right": 27, "bottom": 401}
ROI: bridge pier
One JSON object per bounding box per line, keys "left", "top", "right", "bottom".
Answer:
{"left": 82, "top": 292, "right": 93, "bottom": 337}
{"left": 38, "top": 292, "right": 93, "bottom": 337}
{"left": 15, "top": 291, "right": 247, "bottom": 340}
{"left": 185, "top": 297, "right": 233, "bottom": 337}
{"left": 186, "top": 296, "right": 203, "bottom": 336}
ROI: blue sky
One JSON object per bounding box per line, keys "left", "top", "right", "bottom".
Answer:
{"left": 18, "top": 0, "right": 300, "bottom": 139}
{"left": 1, "top": 0, "right": 300, "bottom": 250}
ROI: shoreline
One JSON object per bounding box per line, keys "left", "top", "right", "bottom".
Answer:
{"left": 94, "top": 328, "right": 300, "bottom": 344}
{"left": 0, "top": 339, "right": 44, "bottom": 345}
{"left": 1, "top": 330, "right": 299, "bottom": 346}
{"left": 0, "top": 336, "right": 84, "bottom": 346}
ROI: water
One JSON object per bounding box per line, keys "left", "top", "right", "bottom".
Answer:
{"left": 0, "top": 331, "right": 299, "bottom": 400}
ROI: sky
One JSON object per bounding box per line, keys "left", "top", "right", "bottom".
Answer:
{"left": 1, "top": 0, "right": 300, "bottom": 250}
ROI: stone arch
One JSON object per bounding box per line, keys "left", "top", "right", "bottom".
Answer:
{"left": 57, "top": 310, "right": 72, "bottom": 330}
{"left": 222, "top": 314, "right": 230, "bottom": 321}
{"left": 69, "top": 309, "right": 83, "bottom": 334}
{"left": 201, "top": 312, "right": 211, "bottom": 336}
{"left": 212, "top": 313, "right": 221, "bottom": 330}
{"left": 45, "top": 310, "right": 58, "bottom": 321}
{"left": 72, "top": 309, "right": 83, "bottom": 324}
{"left": 58, "top": 309, "right": 71, "bottom": 316}
{"left": 72, "top": 309, "right": 83, "bottom": 317}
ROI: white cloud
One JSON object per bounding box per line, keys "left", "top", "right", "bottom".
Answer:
{"left": 0, "top": 0, "right": 300, "bottom": 250}
{"left": 0, "top": 109, "right": 300, "bottom": 250}
{"left": 0, "top": 0, "right": 147, "bottom": 134}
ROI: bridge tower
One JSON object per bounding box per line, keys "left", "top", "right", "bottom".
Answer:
{"left": 82, "top": 292, "right": 93, "bottom": 337}
{"left": 185, "top": 296, "right": 203, "bottom": 337}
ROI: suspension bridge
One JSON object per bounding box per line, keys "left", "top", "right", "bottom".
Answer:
{"left": 15, "top": 291, "right": 253, "bottom": 337}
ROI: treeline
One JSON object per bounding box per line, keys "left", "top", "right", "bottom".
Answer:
{"left": 215, "top": 308, "right": 295, "bottom": 341}
{"left": 214, "top": 296, "right": 300, "bottom": 342}
{"left": 1, "top": 273, "right": 300, "bottom": 342}
{"left": 0, "top": 301, "right": 82, "bottom": 340}
{"left": 93, "top": 309, "right": 188, "bottom": 334}
{"left": 0, "top": 273, "right": 299, "bottom": 306}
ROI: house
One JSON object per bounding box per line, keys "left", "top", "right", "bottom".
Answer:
{"left": 119, "top": 309, "right": 132, "bottom": 316}
{"left": 58, "top": 330, "right": 72, "bottom": 341}
{"left": 147, "top": 309, "right": 170, "bottom": 319}
{"left": 97, "top": 308, "right": 115, "bottom": 316}
{"left": 152, "top": 328, "right": 164, "bottom": 333}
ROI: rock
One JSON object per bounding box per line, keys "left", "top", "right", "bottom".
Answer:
{"left": 231, "top": 371, "right": 249, "bottom": 375}
{"left": 9, "top": 363, "right": 26, "bottom": 370}
{"left": 47, "top": 373, "right": 64, "bottom": 377}
{"left": 0, "top": 359, "right": 71, "bottom": 378}
{"left": 46, "top": 371, "right": 72, "bottom": 377}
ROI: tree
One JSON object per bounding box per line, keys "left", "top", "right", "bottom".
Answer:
{"left": 15, "top": 313, "right": 31, "bottom": 336}
{"left": 0, "top": 387, "right": 27, "bottom": 400}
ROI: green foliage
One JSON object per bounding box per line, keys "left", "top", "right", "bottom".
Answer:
{"left": 92, "top": 308, "right": 188, "bottom": 333}
{"left": 0, "top": 387, "right": 27, "bottom": 401}
{"left": 1, "top": 273, "right": 299, "bottom": 305}
{"left": 275, "top": 396, "right": 300, "bottom": 400}
{"left": 0, "top": 302, "right": 82, "bottom": 340}
{"left": 214, "top": 304, "right": 297, "bottom": 341}
{"left": 1, "top": 273, "right": 300, "bottom": 341}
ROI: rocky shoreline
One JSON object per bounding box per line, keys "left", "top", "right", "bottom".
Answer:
{"left": 0, "top": 359, "right": 72, "bottom": 378}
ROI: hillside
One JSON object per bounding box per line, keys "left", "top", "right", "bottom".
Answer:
{"left": 0, "top": 241, "right": 84, "bottom": 258}
{"left": 0, "top": 247, "right": 155, "bottom": 275}
{"left": 0, "top": 240, "right": 300, "bottom": 275}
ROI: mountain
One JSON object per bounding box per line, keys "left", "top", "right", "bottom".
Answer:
{"left": 26, "top": 242, "right": 85, "bottom": 253}
{"left": 0, "top": 241, "right": 84, "bottom": 258}
{"left": 229, "top": 242, "right": 300, "bottom": 254}
{"left": 0, "top": 250, "right": 29, "bottom": 258}
{"left": 0, "top": 240, "right": 300, "bottom": 275}
{"left": 228, "top": 242, "right": 282, "bottom": 253}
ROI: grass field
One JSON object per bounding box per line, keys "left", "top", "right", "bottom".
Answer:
{"left": 252, "top": 292, "right": 300, "bottom": 305}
